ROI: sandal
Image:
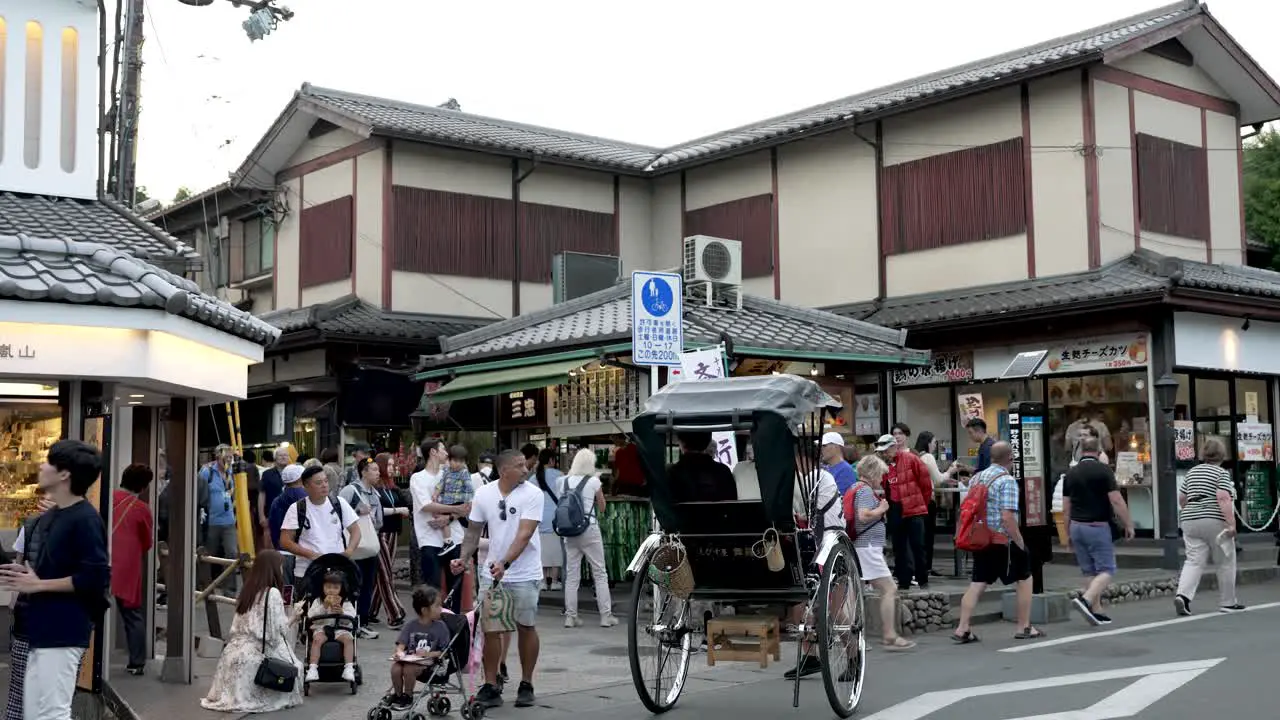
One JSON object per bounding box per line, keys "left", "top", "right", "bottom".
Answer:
{"left": 1014, "top": 627, "right": 1047, "bottom": 640}
{"left": 883, "top": 637, "right": 916, "bottom": 651}
{"left": 951, "top": 631, "right": 979, "bottom": 644}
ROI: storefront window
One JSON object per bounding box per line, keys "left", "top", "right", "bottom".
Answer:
{"left": 1046, "top": 371, "right": 1150, "bottom": 481}
{"left": 895, "top": 387, "right": 952, "bottom": 458}
{"left": 0, "top": 386, "right": 62, "bottom": 530}
{"left": 293, "top": 417, "right": 317, "bottom": 459}
{"left": 958, "top": 379, "right": 1043, "bottom": 461}
{"left": 1194, "top": 377, "right": 1233, "bottom": 460}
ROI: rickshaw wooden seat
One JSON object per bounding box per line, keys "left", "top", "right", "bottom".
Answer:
{"left": 672, "top": 500, "right": 771, "bottom": 536}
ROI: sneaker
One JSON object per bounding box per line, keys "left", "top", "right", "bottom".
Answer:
{"left": 515, "top": 681, "right": 536, "bottom": 707}
{"left": 783, "top": 655, "right": 822, "bottom": 680}
{"left": 550, "top": 581, "right": 563, "bottom": 591}
{"left": 1072, "top": 597, "right": 1101, "bottom": 626}
{"left": 126, "top": 665, "right": 145, "bottom": 676}
{"left": 387, "top": 617, "right": 405, "bottom": 630}
{"left": 1219, "top": 603, "right": 1247, "bottom": 613}
{"left": 357, "top": 626, "right": 379, "bottom": 640}
{"left": 564, "top": 614, "right": 582, "bottom": 628}
{"left": 305, "top": 666, "right": 319, "bottom": 682}
{"left": 1174, "top": 594, "right": 1192, "bottom": 616}
{"left": 476, "top": 683, "right": 503, "bottom": 708}
{"left": 390, "top": 694, "right": 412, "bottom": 711}
{"left": 1092, "top": 612, "right": 1114, "bottom": 625}
{"left": 600, "top": 614, "right": 619, "bottom": 628}
{"left": 341, "top": 664, "right": 356, "bottom": 682}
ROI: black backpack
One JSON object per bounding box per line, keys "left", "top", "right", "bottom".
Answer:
{"left": 552, "top": 476, "right": 596, "bottom": 538}
{"left": 294, "top": 497, "right": 345, "bottom": 546}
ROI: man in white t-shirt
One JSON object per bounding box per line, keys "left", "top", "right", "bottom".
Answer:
{"left": 452, "top": 449, "right": 543, "bottom": 710}
{"left": 280, "top": 465, "right": 361, "bottom": 580}
{"left": 409, "top": 439, "right": 471, "bottom": 612}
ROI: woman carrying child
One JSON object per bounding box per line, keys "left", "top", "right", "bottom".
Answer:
{"left": 385, "top": 586, "right": 451, "bottom": 711}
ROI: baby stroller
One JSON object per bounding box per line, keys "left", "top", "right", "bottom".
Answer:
{"left": 368, "top": 584, "right": 487, "bottom": 720}
{"left": 298, "top": 553, "right": 366, "bottom": 695}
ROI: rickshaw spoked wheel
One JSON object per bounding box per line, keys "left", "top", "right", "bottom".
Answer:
{"left": 816, "top": 538, "right": 866, "bottom": 719}
{"left": 627, "top": 555, "right": 693, "bottom": 714}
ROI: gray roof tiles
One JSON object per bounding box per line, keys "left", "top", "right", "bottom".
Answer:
{"left": 429, "top": 279, "right": 928, "bottom": 367}
{"left": 295, "top": 2, "right": 1200, "bottom": 174}
{"left": 260, "top": 294, "right": 492, "bottom": 344}
{"left": 0, "top": 192, "right": 199, "bottom": 264}
{"left": 832, "top": 249, "right": 1280, "bottom": 329}
{"left": 0, "top": 234, "right": 280, "bottom": 346}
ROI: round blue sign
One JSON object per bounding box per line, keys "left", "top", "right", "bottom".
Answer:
{"left": 641, "top": 277, "right": 675, "bottom": 317}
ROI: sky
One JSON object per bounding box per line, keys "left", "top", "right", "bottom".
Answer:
{"left": 134, "top": 0, "right": 1280, "bottom": 203}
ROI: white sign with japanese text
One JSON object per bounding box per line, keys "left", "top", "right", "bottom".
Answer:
{"left": 1042, "top": 334, "right": 1148, "bottom": 374}
{"left": 631, "top": 271, "right": 683, "bottom": 366}
{"left": 678, "top": 346, "right": 738, "bottom": 469}
{"left": 1237, "top": 422, "right": 1274, "bottom": 461}
{"left": 891, "top": 352, "right": 974, "bottom": 387}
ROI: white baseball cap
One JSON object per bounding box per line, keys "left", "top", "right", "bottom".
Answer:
{"left": 817, "top": 431, "right": 846, "bottom": 447}
{"left": 281, "top": 463, "right": 304, "bottom": 485}
{"left": 873, "top": 434, "right": 896, "bottom": 451}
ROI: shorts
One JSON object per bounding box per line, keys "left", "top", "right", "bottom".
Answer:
{"left": 477, "top": 580, "right": 540, "bottom": 628}
{"left": 540, "top": 534, "right": 564, "bottom": 569}
{"left": 1069, "top": 521, "right": 1117, "bottom": 576}
{"left": 855, "top": 546, "right": 892, "bottom": 582}
{"left": 970, "top": 541, "right": 1032, "bottom": 586}
{"left": 312, "top": 625, "right": 353, "bottom": 641}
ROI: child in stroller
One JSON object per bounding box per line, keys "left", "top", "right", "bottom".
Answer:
{"left": 298, "top": 553, "right": 365, "bottom": 694}
{"left": 369, "top": 585, "right": 486, "bottom": 720}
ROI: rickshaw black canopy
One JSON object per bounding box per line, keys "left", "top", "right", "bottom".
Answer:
{"left": 632, "top": 375, "right": 841, "bottom": 533}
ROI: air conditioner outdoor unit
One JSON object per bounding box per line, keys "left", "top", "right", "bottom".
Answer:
{"left": 682, "top": 235, "right": 743, "bottom": 310}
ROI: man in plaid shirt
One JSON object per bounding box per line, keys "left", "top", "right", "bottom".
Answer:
{"left": 951, "top": 441, "right": 1045, "bottom": 643}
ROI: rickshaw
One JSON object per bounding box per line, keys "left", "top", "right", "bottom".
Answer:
{"left": 623, "top": 374, "right": 866, "bottom": 718}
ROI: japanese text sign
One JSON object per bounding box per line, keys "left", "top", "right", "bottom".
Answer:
{"left": 678, "top": 347, "right": 738, "bottom": 469}
{"left": 891, "top": 351, "right": 974, "bottom": 387}
{"left": 1236, "top": 422, "right": 1274, "bottom": 462}
{"left": 631, "top": 271, "right": 683, "bottom": 366}
{"left": 1042, "top": 334, "right": 1148, "bottom": 374}
{"left": 1174, "top": 421, "right": 1195, "bottom": 461}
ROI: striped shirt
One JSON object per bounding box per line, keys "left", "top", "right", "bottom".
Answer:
{"left": 1178, "top": 464, "right": 1235, "bottom": 523}
{"left": 851, "top": 483, "right": 887, "bottom": 549}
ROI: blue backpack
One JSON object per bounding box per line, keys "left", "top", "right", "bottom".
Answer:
{"left": 552, "top": 476, "right": 595, "bottom": 538}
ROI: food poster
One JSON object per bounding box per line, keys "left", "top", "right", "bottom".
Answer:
{"left": 854, "top": 394, "right": 880, "bottom": 435}
{"left": 957, "top": 393, "right": 984, "bottom": 424}
{"left": 1042, "top": 334, "right": 1148, "bottom": 374}
{"left": 1237, "top": 422, "right": 1274, "bottom": 462}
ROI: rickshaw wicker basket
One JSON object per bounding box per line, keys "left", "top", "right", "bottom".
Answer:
{"left": 647, "top": 541, "right": 694, "bottom": 600}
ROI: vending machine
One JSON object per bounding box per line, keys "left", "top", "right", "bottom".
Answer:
{"left": 1008, "top": 401, "right": 1050, "bottom": 592}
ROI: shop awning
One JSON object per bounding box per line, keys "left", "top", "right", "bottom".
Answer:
{"left": 423, "top": 358, "right": 586, "bottom": 405}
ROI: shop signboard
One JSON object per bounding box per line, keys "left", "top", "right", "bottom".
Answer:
{"left": 957, "top": 393, "right": 984, "bottom": 424}
{"left": 1174, "top": 420, "right": 1195, "bottom": 460}
{"left": 1236, "top": 422, "right": 1274, "bottom": 462}
{"left": 679, "top": 347, "right": 737, "bottom": 469}
{"left": 1042, "top": 334, "right": 1148, "bottom": 374}
{"left": 631, "top": 271, "right": 683, "bottom": 366}
{"left": 499, "top": 388, "right": 547, "bottom": 429}
{"left": 891, "top": 351, "right": 974, "bottom": 387}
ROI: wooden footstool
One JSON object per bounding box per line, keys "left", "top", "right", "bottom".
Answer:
{"left": 705, "top": 616, "right": 782, "bottom": 668}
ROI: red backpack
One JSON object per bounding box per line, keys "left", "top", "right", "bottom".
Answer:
{"left": 954, "top": 471, "right": 1010, "bottom": 552}
{"left": 841, "top": 482, "right": 884, "bottom": 543}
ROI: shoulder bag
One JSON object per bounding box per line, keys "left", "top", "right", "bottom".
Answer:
{"left": 345, "top": 490, "right": 381, "bottom": 560}
{"left": 253, "top": 590, "right": 298, "bottom": 692}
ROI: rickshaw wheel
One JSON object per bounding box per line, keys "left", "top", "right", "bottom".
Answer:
{"left": 627, "top": 560, "right": 693, "bottom": 714}
{"left": 816, "top": 538, "right": 866, "bottom": 719}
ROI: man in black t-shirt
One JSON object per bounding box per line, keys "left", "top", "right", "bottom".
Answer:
{"left": 668, "top": 432, "right": 737, "bottom": 504}
{"left": 1063, "top": 437, "right": 1134, "bottom": 627}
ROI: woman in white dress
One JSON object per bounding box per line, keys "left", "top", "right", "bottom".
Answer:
{"left": 558, "top": 449, "right": 616, "bottom": 628}
{"left": 202, "top": 550, "right": 303, "bottom": 713}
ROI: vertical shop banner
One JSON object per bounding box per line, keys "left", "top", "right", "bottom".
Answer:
{"left": 679, "top": 347, "right": 738, "bottom": 469}
{"left": 1236, "top": 422, "right": 1274, "bottom": 462}
{"left": 1173, "top": 421, "right": 1196, "bottom": 461}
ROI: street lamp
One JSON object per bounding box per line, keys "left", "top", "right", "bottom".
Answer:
{"left": 1154, "top": 373, "right": 1181, "bottom": 569}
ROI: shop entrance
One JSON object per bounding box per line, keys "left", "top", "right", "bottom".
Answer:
{"left": 1173, "top": 372, "right": 1277, "bottom": 534}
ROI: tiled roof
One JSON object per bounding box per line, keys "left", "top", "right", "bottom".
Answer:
{"left": 0, "top": 234, "right": 279, "bottom": 346}
{"left": 428, "top": 279, "right": 927, "bottom": 367}
{"left": 301, "top": 85, "right": 662, "bottom": 172}
{"left": 293, "top": 2, "right": 1201, "bottom": 174}
{"left": 0, "top": 192, "right": 200, "bottom": 266}
{"left": 832, "top": 249, "right": 1280, "bottom": 329}
{"left": 259, "top": 294, "right": 493, "bottom": 344}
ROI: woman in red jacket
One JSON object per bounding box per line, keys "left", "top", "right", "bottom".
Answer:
{"left": 113, "top": 464, "right": 155, "bottom": 675}
{"left": 876, "top": 428, "right": 933, "bottom": 591}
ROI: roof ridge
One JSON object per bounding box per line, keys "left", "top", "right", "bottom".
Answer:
{"left": 302, "top": 84, "right": 665, "bottom": 154}
{"left": 99, "top": 194, "right": 199, "bottom": 259}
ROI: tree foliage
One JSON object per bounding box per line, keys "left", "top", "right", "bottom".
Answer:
{"left": 173, "top": 186, "right": 192, "bottom": 203}
{"left": 134, "top": 185, "right": 151, "bottom": 204}
{"left": 1243, "top": 129, "right": 1280, "bottom": 266}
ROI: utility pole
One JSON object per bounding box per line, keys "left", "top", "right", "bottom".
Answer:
{"left": 111, "top": 0, "right": 146, "bottom": 206}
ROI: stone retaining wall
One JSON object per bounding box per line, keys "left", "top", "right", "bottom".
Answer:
{"left": 1066, "top": 577, "right": 1183, "bottom": 606}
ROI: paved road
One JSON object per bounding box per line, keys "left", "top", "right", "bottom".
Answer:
{"left": 498, "top": 583, "right": 1280, "bottom": 720}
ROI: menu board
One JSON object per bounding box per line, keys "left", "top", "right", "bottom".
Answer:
{"left": 1237, "top": 422, "right": 1274, "bottom": 461}
{"left": 1174, "top": 421, "right": 1196, "bottom": 461}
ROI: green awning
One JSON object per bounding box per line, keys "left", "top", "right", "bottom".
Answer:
{"left": 421, "top": 358, "right": 587, "bottom": 405}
